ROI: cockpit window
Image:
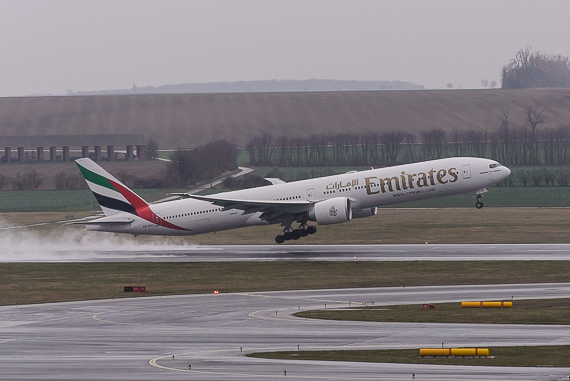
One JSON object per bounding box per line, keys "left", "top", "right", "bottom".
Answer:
{"left": 489, "top": 163, "right": 502, "bottom": 168}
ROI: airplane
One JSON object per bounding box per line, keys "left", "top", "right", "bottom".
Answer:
{"left": 75, "top": 157, "right": 511, "bottom": 243}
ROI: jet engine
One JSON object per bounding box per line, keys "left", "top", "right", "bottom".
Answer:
{"left": 308, "top": 197, "right": 352, "bottom": 225}
{"left": 352, "top": 207, "right": 378, "bottom": 219}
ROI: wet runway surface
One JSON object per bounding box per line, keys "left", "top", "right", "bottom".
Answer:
{"left": 125, "top": 243, "right": 570, "bottom": 262}
{"left": 7, "top": 243, "right": 570, "bottom": 262}
{"left": 1, "top": 283, "right": 570, "bottom": 380}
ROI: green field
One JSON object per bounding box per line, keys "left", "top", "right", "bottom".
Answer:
{"left": 294, "top": 298, "right": 570, "bottom": 325}
{"left": 247, "top": 346, "right": 570, "bottom": 367}
{"left": 1, "top": 261, "right": 569, "bottom": 306}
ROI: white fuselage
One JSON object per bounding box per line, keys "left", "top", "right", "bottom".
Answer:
{"left": 85, "top": 157, "right": 510, "bottom": 236}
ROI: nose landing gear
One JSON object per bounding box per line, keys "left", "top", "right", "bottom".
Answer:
{"left": 275, "top": 224, "right": 317, "bottom": 244}
{"left": 475, "top": 188, "right": 488, "bottom": 209}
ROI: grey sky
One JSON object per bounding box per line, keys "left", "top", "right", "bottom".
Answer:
{"left": 1, "top": 0, "right": 569, "bottom": 97}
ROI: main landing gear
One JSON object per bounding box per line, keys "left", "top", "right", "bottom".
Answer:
{"left": 275, "top": 224, "right": 317, "bottom": 244}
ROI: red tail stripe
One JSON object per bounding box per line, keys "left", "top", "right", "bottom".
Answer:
{"left": 137, "top": 205, "right": 190, "bottom": 231}
{"left": 108, "top": 179, "right": 148, "bottom": 210}
{"left": 108, "top": 179, "right": 190, "bottom": 232}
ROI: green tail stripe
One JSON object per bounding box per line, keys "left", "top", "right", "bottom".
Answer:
{"left": 77, "top": 163, "right": 116, "bottom": 192}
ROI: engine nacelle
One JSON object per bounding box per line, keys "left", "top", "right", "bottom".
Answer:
{"left": 352, "top": 207, "right": 378, "bottom": 219}
{"left": 308, "top": 197, "right": 352, "bottom": 225}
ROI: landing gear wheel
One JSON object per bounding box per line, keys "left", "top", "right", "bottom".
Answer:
{"left": 275, "top": 224, "right": 317, "bottom": 244}
{"left": 291, "top": 230, "right": 302, "bottom": 240}
{"left": 476, "top": 201, "right": 484, "bottom": 209}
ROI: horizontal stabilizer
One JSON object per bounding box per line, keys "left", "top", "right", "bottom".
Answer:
{"left": 71, "top": 215, "right": 135, "bottom": 225}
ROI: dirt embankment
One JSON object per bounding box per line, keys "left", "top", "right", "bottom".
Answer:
{"left": 0, "top": 88, "right": 569, "bottom": 148}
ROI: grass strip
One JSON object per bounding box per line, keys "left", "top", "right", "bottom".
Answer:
{"left": 1, "top": 261, "right": 570, "bottom": 306}
{"left": 4, "top": 208, "right": 570, "bottom": 244}
{"left": 294, "top": 298, "right": 570, "bottom": 325}
{"left": 247, "top": 346, "right": 570, "bottom": 367}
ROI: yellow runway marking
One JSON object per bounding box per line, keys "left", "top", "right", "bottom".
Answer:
{"left": 148, "top": 351, "right": 338, "bottom": 379}
{"left": 91, "top": 311, "right": 147, "bottom": 326}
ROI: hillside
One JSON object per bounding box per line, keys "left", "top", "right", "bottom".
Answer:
{"left": 0, "top": 88, "right": 569, "bottom": 148}
{"left": 72, "top": 79, "right": 425, "bottom": 95}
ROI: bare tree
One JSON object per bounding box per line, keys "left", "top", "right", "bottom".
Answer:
{"left": 246, "top": 134, "right": 273, "bottom": 165}
{"left": 466, "top": 130, "right": 488, "bottom": 157}
{"left": 361, "top": 132, "right": 380, "bottom": 165}
{"left": 525, "top": 106, "right": 547, "bottom": 165}
{"left": 420, "top": 129, "right": 447, "bottom": 160}
{"left": 401, "top": 132, "right": 417, "bottom": 163}
{"left": 381, "top": 131, "right": 405, "bottom": 165}
{"left": 497, "top": 109, "right": 511, "bottom": 164}
{"left": 526, "top": 106, "right": 547, "bottom": 135}
{"left": 308, "top": 135, "right": 327, "bottom": 166}
{"left": 450, "top": 130, "right": 465, "bottom": 157}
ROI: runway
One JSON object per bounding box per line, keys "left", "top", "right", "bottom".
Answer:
{"left": 3, "top": 242, "right": 570, "bottom": 262}
{"left": 1, "top": 283, "right": 569, "bottom": 380}
{"left": 111, "top": 243, "right": 570, "bottom": 262}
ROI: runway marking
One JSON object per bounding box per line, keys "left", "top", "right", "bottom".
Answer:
{"left": 149, "top": 351, "right": 298, "bottom": 378}
{"left": 238, "top": 292, "right": 356, "bottom": 304}
{"left": 148, "top": 351, "right": 375, "bottom": 379}
{"left": 92, "top": 311, "right": 147, "bottom": 326}
{"left": 238, "top": 292, "right": 369, "bottom": 321}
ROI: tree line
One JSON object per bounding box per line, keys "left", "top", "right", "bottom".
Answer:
{"left": 245, "top": 109, "right": 570, "bottom": 168}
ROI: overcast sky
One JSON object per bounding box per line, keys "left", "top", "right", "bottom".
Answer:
{"left": 1, "top": 0, "right": 569, "bottom": 97}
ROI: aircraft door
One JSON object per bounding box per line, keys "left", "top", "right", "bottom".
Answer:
{"left": 153, "top": 212, "right": 162, "bottom": 226}
{"left": 306, "top": 188, "right": 316, "bottom": 201}
{"left": 462, "top": 165, "right": 471, "bottom": 179}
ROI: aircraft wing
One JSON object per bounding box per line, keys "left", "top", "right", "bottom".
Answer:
{"left": 182, "top": 194, "right": 314, "bottom": 217}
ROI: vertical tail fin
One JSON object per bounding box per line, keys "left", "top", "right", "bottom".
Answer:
{"left": 75, "top": 158, "right": 148, "bottom": 216}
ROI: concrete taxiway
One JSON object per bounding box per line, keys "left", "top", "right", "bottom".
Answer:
{"left": 1, "top": 283, "right": 569, "bottom": 380}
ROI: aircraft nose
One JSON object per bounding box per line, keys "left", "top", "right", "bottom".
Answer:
{"left": 503, "top": 166, "right": 511, "bottom": 178}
